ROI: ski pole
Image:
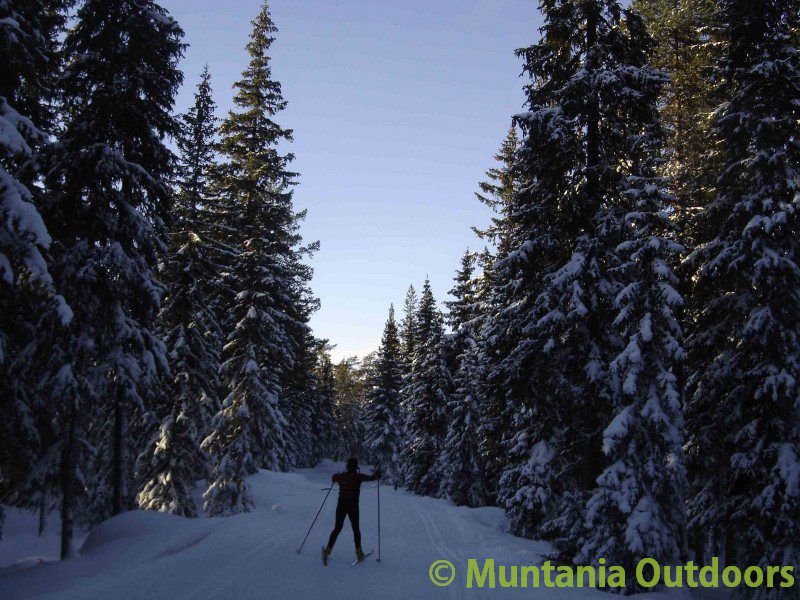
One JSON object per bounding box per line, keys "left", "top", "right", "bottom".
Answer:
{"left": 377, "top": 476, "right": 381, "bottom": 562}
{"left": 297, "top": 483, "right": 334, "bottom": 554}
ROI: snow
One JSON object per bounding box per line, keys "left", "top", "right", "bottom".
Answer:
{"left": 0, "top": 508, "right": 87, "bottom": 571}
{"left": 0, "top": 461, "right": 650, "bottom": 600}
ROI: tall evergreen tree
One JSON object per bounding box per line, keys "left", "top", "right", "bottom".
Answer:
{"left": 203, "top": 1, "right": 313, "bottom": 514}
{"left": 44, "top": 0, "right": 183, "bottom": 540}
{"left": 577, "top": 122, "right": 688, "bottom": 583}
{"left": 683, "top": 0, "right": 800, "bottom": 587}
{"left": 0, "top": 0, "right": 73, "bottom": 541}
{"left": 136, "top": 68, "right": 225, "bottom": 518}
{"left": 364, "top": 305, "right": 404, "bottom": 484}
{"left": 493, "top": 0, "right": 682, "bottom": 568}
{"left": 634, "top": 0, "right": 717, "bottom": 208}
{"left": 473, "top": 125, "right": 519, "bottom": 260}
{"left": 402, "top": 278, "right": 451, "bottom": 496}
{"left": 137, "top": 244, "right": 216, "bottom": 518}
{"left": 438, "top": 337, "right": 487, "bottom": 507}
{"left": 475, "top": 128, "right": 523, "bottom": 503}
{"left": 439, "top": 252, "right": 487, "bottom": 507}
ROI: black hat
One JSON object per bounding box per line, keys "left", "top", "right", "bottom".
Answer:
{"left": 346, "top": 457, "right": 359, "bottom": 472}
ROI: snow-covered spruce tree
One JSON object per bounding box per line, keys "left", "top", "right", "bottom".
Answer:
{"left": 577, "top": 130, "right": 688, "bottom": 583}
{"left": 136, "top": 231, "right": 223, "bottom": 517}
{"left": 402, "top": 278, "right": 451, "bottom": 496}
{"left": 136, "top": 68, "right": 226, "bottom": 517}
{"left": 683, "top": 0, "right": 800, "bottom": 588}
{"left": 363, "top": 305, "right": 404, "bottom": 484}
{"left": 173, "top": 67, "right": 224, "bottom": 433}
{"left": 444, "top": 251, "right": 480, "bottom": 333}
{"left": 204, "top": 1, "right": 315, "bottom": 513}
{"left": 45, "top": 0, "right": 182, "bottom": 524}
{"left": 394, "top": 284, "right": 417, "bottom": 483}
{"left": 0, "top": 0, "right": 73, "bottom": 540}
{"left": 495, "top": 1, "right": 680, "bottom": 562}
{"left": 439, "top": 252, "right": 488, "bottom": 507}
{"left": 439, "top": 337, "right": 488, "bottom": 507}
{"left": 472, "top": 129, "right": 521, "bottom": 502}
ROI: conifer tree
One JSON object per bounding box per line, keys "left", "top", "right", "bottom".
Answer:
{"left": 439, "top": 338, "right": 487, "bottom": 507}
{"left": 175, "top": 64, "right": 218, "bottom": 225}
{"left": 46, "top": 0, "right": 183, "bottom": 530}
{"left": 683, "top": 0, "right": 800, "bottom": 584}
{"left": 474, "top": 128, "right": 523, "bottom": 502}
{"left": 204, "top": 1, "right": 314, "bottom": 513}
{"left": 402, "top": 278, "right": 451, "bottom": 496}
{"left": 439, "top": 252, "right": 487, "bottom": 507}
{"left": 364, "top": 305, "right": 404, "bottom": 483}
{"left": 136, "top": 68, "right": 225, "bottom": 517}
{"left": 0, "top": 0, "right": 73, "bottom": 541}
{"left": 493, "top": 0, "right": 680, "bottom": 566}
{"left": 333, "top": 355, "right": 372, "bottom": 460}
{"left": 634, "top": 0, "right": 717, "bottom": 207}
{"left": 473, "top": 125, "right": 519, "bottom": 260}
{"left": 399, "top": 284, "right": 417, "bottom": 373}
{"left": 577, "top": 126, "right": 688, "bottom": 582}
{"left": 136, "top": 231, "right": 222, "bottom": 517}
{"left": 444, "top": 252, "right": 479, "bottom": 332}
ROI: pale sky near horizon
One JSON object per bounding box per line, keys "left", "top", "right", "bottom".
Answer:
{"left": 165, "top": 0, "right": 541, "bottom": 361}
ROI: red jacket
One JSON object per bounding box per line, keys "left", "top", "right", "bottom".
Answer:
{"left": 332, "top": 470, "right": 379, "bottom": 500}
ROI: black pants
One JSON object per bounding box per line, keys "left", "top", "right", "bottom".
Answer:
{"left": 327, "top": 498, "right": 360, "bottom": 550}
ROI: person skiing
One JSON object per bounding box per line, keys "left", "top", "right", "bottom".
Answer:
{"left": 323, "top": 458, "right": 380, "bottom": 562}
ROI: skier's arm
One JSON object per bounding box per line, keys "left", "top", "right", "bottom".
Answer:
{"left": 332, "top": 472, "right": 342, "bottom": 483}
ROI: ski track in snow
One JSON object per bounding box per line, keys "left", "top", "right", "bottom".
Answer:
{"left": 1, "top": 461, "right": 701, "bottom": 600}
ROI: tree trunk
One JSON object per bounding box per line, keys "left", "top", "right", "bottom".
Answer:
{"left": 60, "top": 409, "right": 76, "bottom": 560}
{"left": 38, "top": 492, "right": 46, "bottom": 536}
{"left": 112, "top": 397, "right": 127, "bottom": 516}
{"left": 584, "top": 0, "right": 600, "bottom": 226}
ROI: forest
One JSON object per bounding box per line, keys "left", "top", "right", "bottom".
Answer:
{"left": 1, "top": 0, "right": 798, "bottom": 597}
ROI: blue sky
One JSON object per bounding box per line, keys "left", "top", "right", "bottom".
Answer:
{"left": 166, "top": 0, "right": 540, "bottom": 361}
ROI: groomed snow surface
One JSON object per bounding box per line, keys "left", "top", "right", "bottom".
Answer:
{"left": 1, "top": 461, "right": 695, "bottom": 599}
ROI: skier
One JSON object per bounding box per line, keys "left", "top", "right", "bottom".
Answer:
{"left": 323, "top": 458, "right": 381, "bottom": 562}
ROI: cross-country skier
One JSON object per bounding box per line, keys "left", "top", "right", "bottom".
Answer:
{"left": 323, "top": 458, "right": 381, "bottom": 562}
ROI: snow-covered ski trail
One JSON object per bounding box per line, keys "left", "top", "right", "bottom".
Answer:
{"left": 1, "top": 461, "right": 634, "bottom": 600}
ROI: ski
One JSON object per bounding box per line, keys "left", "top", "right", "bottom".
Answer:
{"left": 322, "top": 546, "right": 328, "bottom": 566}
{"left": 350, "top": 551, "right": 374, "bottom": 567}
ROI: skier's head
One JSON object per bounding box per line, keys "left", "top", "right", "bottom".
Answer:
{"left": 346, "top": 457, "right": 359, "bottom": 472}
